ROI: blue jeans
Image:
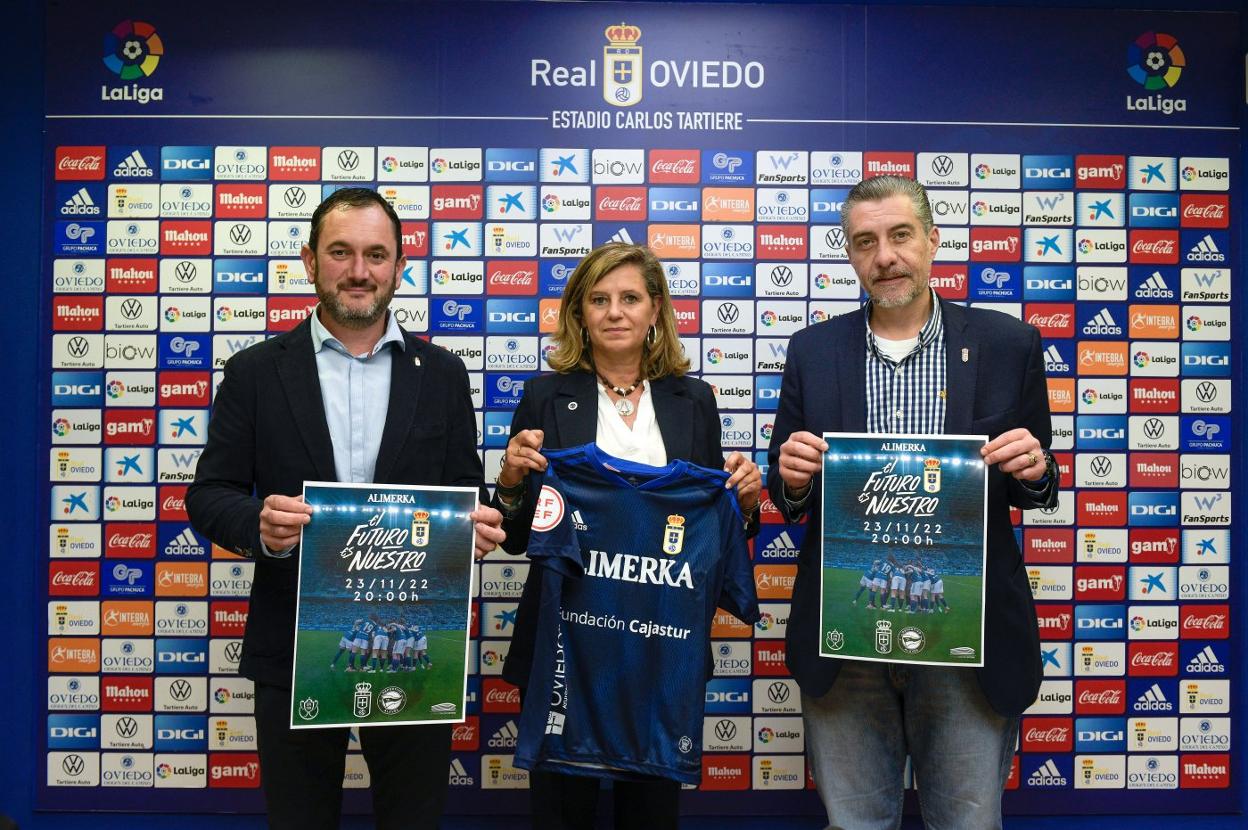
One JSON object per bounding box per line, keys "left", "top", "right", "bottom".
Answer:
{"left": 803, "top": 661, "right": 1017, "bottom": 830}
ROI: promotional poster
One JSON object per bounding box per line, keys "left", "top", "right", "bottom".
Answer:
{"left": 291, "top": 482, "right": 477, "bottom": 728}
{"left": 820, "top": 433, "right": 988, "bottom": 667}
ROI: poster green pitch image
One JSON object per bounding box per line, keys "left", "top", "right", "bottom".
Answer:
{"left": 290, "top": 482, "right": 477, "bottom": 728}
{"left": 819, "top": 433, "right": 988, "bottom": 667}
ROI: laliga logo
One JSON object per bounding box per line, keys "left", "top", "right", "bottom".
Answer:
{"left": 101, "top": 20, "right": 165, "bottom": 104}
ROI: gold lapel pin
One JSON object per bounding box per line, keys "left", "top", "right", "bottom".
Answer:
{"left": 939, "top": 389, "right": 947, "bottom": 399}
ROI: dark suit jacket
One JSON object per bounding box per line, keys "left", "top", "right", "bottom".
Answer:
{"left": 493, "top": 370, "right": 758, "bottom": 689}
{"left": 186, "top": 317, "right": 484, "bottom": 688}
{"left": 765, "top": 298, "right": 1057, "bottom": 718}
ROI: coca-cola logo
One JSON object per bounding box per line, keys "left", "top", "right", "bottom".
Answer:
{"left": 1024, "top": 726, "right": 1070, "bottom": 743}
{"left": 1077, "top": 689, "right": 1122, "bottom": 705}
{"left": 163, "top": 496, "right": 185, "bottom": 512}
{"left": 485, "top": 687, "right": 520, "bottom": 704}
{"left": 1183, "top": 204, "right": 1225, "bottom": 219}
{"left": 451, "top": 724, "right": 476, "bottom": 741}
{"left": 1184, "top": 614, "right": 1225, "bottom": 630}
{"left": 490, "top": 271, "right": 534, "bottom": 285}
{"left": 1028, "top": 313, "right": 1072, "bottom": 328}
{"left": 109, "top": 532, "right": 154, "bottom": 548}
{"left": 652, "top": 159, "right": 696, "bottom": 174}
{"left": 597, "top": 196, "right": 643, "bottom": 211}
{"left": 1131, "top": 652, "right": 1174, "bottom": 667}
{"left": 59, "top": 155, "right": 103, "bottom": 171}
{"left": 51, "top": 571, "right": 96, "bottom": 586}
{"left": 1132, "top": 239, "right": 1175, "bottom": 255}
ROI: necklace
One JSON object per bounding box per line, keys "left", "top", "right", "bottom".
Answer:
{"left": 601, "top": 376, "right": 642, "bottom": 417}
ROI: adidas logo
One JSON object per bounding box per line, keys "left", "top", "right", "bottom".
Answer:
{"left": 165, "top": 527, "right": 205, "bottom": 556}
{"left": 488, "top": 719, "right": 519, "bottom": 749}
{"left": 61, "top": 187, "right": 101, "bottom": 216}
{"left": 1187, "top": 234, "right": 1224, "bottom": 263}
{"left": 1135, "top": 682, "right": 1172, "bottom": 712}
{"left": 760, "top": 531, "right": 798, "bottom": 559}
{"left": 571, "top": 509, "right": 587, "bottom": 531}
{"left": 1186, "top": 645, "right": 1224, "bottom": 674}
{"left": 448, "top": 758, "right": 474, "bottom": 785}
{"left": 113, "top": 150, "right": 155, "bottom": 178}
{"left": 608, "top": 228, "right": 635, "bottom": 244}
{"left": 1043, "top": 344, "right": 1069, "bottom": 373}
{"left": 1136, "top": 272, "right": 1173, "bottom": 299}
{"left": 1027, "top": 759, "right": 1067, "bottom": 787}
{"left": 1083, "top": 308, "right": 1121, "bottom": 336}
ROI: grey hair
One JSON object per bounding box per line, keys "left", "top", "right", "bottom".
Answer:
{"left": 840, "top": 175, "right": 935, "bottom": 235}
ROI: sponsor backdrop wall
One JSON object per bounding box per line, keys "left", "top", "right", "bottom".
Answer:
{"left": 27, "top": 0, "right": 1244, "bottom": 819}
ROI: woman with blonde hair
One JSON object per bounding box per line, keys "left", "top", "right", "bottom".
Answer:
{"left": 493, "top": 242, "right": 760, "bottom": 828}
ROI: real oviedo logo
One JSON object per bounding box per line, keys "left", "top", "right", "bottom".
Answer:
{"left": 102, "top": 20, "right": 165, "bottom": 104}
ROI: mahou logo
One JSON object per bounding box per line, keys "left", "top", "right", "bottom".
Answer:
{"left": 1021, "top": 718, "right": 1073, "bottom": 752}
{"left": 700, "top": 754, "right": 750, "bottom": 790}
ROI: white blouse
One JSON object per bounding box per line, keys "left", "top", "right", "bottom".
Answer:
{"left": 594, "top": 380, "right": 668, "bottom": 468}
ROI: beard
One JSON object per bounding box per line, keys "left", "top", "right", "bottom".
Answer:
{"left": 867, "top": 271, "right": 925, "bottom": 308}
{"left": 314, "top": 273, "right": 397, "bottom": 329}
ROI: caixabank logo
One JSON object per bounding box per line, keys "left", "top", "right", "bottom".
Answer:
{"left": 1125, "top": 32, "right": 1185, "bottom": 115}
{"left": 101, "top": 20, "right": 164, "bottom": 104}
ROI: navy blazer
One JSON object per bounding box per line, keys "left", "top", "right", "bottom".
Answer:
{"left": 187, "top": 317, "right": 484, "bottom": 687}
{"left": 765, "top": 298, "right": 1057, "bottom": 718}
{"left": 493, "top": 370, "right": 758, "bottom": 689}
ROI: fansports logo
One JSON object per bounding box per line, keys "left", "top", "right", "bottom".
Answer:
{"left": 103, "top": 20, "right": 163, "bottom": 79}
{"left": 1127, "top": 32, "right": 1183, "bottom": 90}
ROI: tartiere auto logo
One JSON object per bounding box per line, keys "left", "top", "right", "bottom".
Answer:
{"left": 103, "top": 21, "right": 163, "bottom": 80}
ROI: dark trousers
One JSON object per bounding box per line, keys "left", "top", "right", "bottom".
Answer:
{"left": 529, "top": 768, "right": 680, "bottom": 830}
{"left": 256, "top": 682, "right": 452, "bottom": 830}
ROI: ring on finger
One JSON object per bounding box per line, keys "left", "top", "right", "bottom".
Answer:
{"left": 1026, "top": 451, "right": 1038, "bottom": 467}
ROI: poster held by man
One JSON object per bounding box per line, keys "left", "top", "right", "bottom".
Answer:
{"left": 819, "top": 432, "right": 988, "bottom": 667}
{"left": 290, "top": 481, "right": 477, "bottom": 729}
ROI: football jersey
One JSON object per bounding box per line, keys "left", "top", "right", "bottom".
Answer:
{"left": 514, "top": 443, "right": 758, "bottom": 784}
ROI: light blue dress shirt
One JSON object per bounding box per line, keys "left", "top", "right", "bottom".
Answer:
{"left": 309, "top": 307, "right": 407, "bottom": 483}
{"left": 264, "top": 308, "right": 406, "bottom": 558}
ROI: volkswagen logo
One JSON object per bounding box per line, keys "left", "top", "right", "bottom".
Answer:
{"left": 337, "top": 150, "right": 360, "bottom": 171}
{"left": 170, "top": 679, "right": 193, "bottom": 701}
{"left": 66, "top": 336, "right": 90, "bottom": 358}
{"left": 716, "top": 303, "right": 740, "bottom": 325}
{"left": 224, "top": 641, "right": 243, "bottom": 663}
{"left": 62, "top": 754, "right": 85, "bottom": 776}
{"left": 1143, "top": 418, "right": 1166, "bottom": 440}
{"left": 229, "top": 224, "right": 252, "bottom": 245}
{"left": 767, "top": 682, "right": 790, "bottom": 703}
{"left": 175, "top": 260, "right": 197, "bottom": 282}
{"left": 284, "top": 187, "right": 306, "bottom": 208}
{"left": 1089, "top": 455, "right": 1112, "bottom": 477}
{"left": 770, "top": 266, "right": 793, "bottom": 288}
{"left": 714, "top": 719, "right": 737, "bottom": 741}
{"left": 120, "top": 298, "right": 143, "bottom": 320}
{"left": 116, "top": 716, "right": 139, "bottom": 738}
{"left": 1194, "top": 382, "right": 1217, "bottom": 403}
{"left": 825, "top": 228, "right": 846, "bottom": 250}
{"left": 931, "top": 154, "right": 955, "bottom": 177}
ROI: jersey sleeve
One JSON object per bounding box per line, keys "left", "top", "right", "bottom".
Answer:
{"left": 523, "top": 463, "right": 586, "bottom": 579}
{"left": 715, "top": 491, "right": 760, "bottom": 625}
